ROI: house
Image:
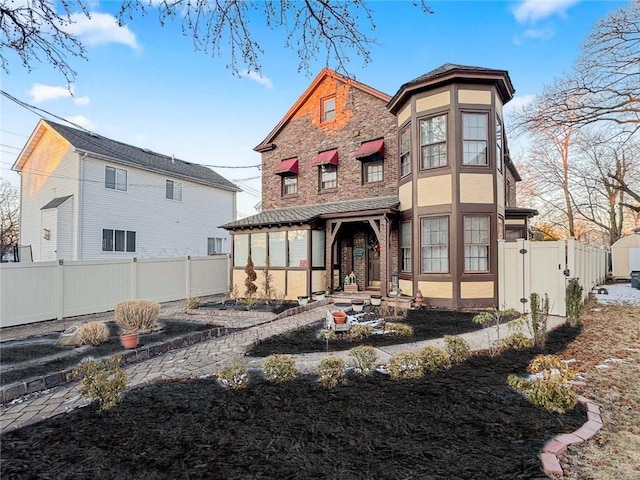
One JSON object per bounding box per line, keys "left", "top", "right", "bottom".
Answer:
{"left": 13, "top": 120, "right": 239, "bottom": 262}
{"left": 222, "top": 65, "right": 537, "bottom": 308}
{"left": 611, "top": 230, "right": 640, "bottom": 279}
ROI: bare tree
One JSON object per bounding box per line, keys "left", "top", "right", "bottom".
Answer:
{"left": 0, "top": 179, "right": 19, "bottom": 261}
{"left": 541, "top": 2, "right": 640, "bottom": 132}
{"left": 1, "top": 0, "right": 432, "bottom": 85}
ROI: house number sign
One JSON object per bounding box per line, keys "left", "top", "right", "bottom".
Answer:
{"left": 353, "top": 248, "right": 366, "bottom": 258}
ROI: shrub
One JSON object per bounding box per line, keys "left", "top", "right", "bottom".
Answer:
{"left": 385, "top": 322, "right": 414, "bottom": 337}
{"left": 317, "top": 357, "right": 346, "bottom": 387}
{"left": 529, "top": 354, "right": 575, "bottom": 380}
{"left": 500, "top": 333, "right": 533, "bottom": 350}
{"left": 74, "top": 356, "right": 128, "bottom": 410}
{"left": 348, "top": 345, "right": 378, "bottom": 375}
{"left": 444, "top": 335, "right": 470, "bottom": 364}
{"left": 529, "top": 292, "right": 549, "bottom": 347}
{"left": 388, "top": 351, "right": 423, "bottom": 379}
{"left": 348, "top": 325, "right": 373, "bottom": 341}
{"left": 115, "top": 300, "right": 160, "bottom": 333}
{"left": 218, "top": 362, "right": 248, "bottom": 389}
{"left": 419, "top": 346, "right": 451, "bottom": 374}
{"left": 76, "top": 321, "right": 109, "bottom": 346}
{"left": 317, "top": 329, "right": 337, "bottom": 342}
{"left": 472, "top": 308, "right": 520, "bottom": 357}
{"left": 263, "top": 354, "right": 298, "bottom": 383}
{"left": 244, "top": 255, "right": 258, "bottom": 299}
{"left": 566, "top": 278, "right": 584, "bottom": 326}
{"left": 508, "top": 374, "right": 578, "bottom": 414}
{"left": 186, "top": 297, "right": 200, "bottom": 310}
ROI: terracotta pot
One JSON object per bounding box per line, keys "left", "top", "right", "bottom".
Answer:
{"left": 332, "top": 311, "right": 347, "bottom": 324}
{"left": 370, "top": 295, "right": 382, "bottom": 306}
{"left": 121, "top": 332, "right": 139, "bottom": 349}
{"left": 351, "top": 300, "right": 364, "bottom": 312}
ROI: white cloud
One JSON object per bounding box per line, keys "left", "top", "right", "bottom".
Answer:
{"left": 28, "top": 84, "right": 72, "bottom": 103}
{"left": 73, "top": 96, "right": 91, "bottom": 106}
{"left": 66, "top": 13, "right": 140, "bottom": 50}
{"left": 240, "top": 70, "right": 273, "bottom": 89}
{"left": 523, "top": 25, "right": 555, "bottom": 40}
{"left": 504, "top": 94, "right": 536, "bottom": 115}
{"left": 65, "top": 115, "right": 97, "bottom": 130}
{"left": 513, "top": 0, "right": 581, "bottom": 24}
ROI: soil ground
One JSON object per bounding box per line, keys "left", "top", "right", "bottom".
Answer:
{"left": 0, "top": 319, "right": 217, "bottom": 386}
{"left": 201, "top": 300, "right": 298, "bottom": 315}
{"left": 247, "top": 308, "right": 483, "bottom": 356}
{"left": 0, "top": 323, "right": 585, "bottom": 479}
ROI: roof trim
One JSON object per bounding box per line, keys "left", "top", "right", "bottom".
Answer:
{"left": 505, "top": 207, "right": 539, "bottom": 218}
{"left": 41, "top": 194, "right": 73, "bottom": 210}
{"left": 254, "top": 69, "right": 391, "bottom": 151}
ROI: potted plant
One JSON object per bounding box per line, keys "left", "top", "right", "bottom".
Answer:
{"left": 115, "top": 300, "right": 160, "bottom": 349}
{"left": 312, "top": 291, "right": 326, "bottom": 301}
{"left": 351, "top": 300, "right": 365, "bottom": 312}
{"left": 370, "top": 294, "right": 382, "bottom": 306}
{"left": 297, "top": 295, "right": 309, "bottom": 306}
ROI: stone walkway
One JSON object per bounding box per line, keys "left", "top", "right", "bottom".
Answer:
{"left": 0, "top": 304, "right": 567, "bottom": 434}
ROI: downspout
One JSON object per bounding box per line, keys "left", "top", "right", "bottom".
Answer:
{"left": 77, "top": 152, "right": 87, "bottom": 260}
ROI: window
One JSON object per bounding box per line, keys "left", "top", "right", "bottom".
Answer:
{"left": 102, "top": 229, "right": 135, "bottom": 252}
{"left": 400, "top": 127, "right": 411, "bottom": 177}
{"left": 312, "top": 230, "right": 325, "bottom": 267}
{"left": 269, "top": 232, "right": 286, "bottom": 267}
{"left": 401, "top": 221, "right": 411, "bottom": 272}
{"left": 233, "top": 234, "right": 249, "bottom": 266}
{"left": 464, "top": 216, "right": 490, "bottom": 272}
{"left": 251, "top": 233, "right": 267, "bottom": 267}
{"left": 421, "top": 216, "right": 448, "bottom": 273}
{"left": 208, "top": 237, "right": 224, "bottom": 255}
{"left": 496, "top": 115, "right": 503, "bottom": 172}
{"left": 105, "top": 166, "right": 127, "bottom": 191}
{"left": 166, "top": 179, "right": 183, "bottom": 201}
{"left": 322, "top": 97, "right": 336, "bottom": 122}
{"left": 320, "top": 165, "right": 337, "bottom": 190}
{"left": 420, "top": 114, "right": 447, "bottom": 169}
{"left": 364, "top": 161, "right": 383, "bottom": 183}
{"left": 288, "top": 230, "right": 308, "bottom": 267}
{"left": 462, "top": 113, "right": 488, "bottom": 165}
{"left": 282, "top": 176, "right": 298, "bottom": 195}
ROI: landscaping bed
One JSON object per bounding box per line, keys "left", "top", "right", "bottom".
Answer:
{"left": 0, "top": 319, "right": 219, "bottom": 386}
{"left": 200, "top": 299, "right": 299, "bottom": 315}
{"left": 0, "top": 323, "right": 586, "bottom": 479}
{"left": 247, "top": 308, "right": 482, "bottom": 356}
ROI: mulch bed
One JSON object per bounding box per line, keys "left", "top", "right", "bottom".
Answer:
{"left": 247, "top": 308, "right": 484, "bottom": 356}
{"left": 0, "top": 320, "right": 217, "bottom": 386}
{"left": 201, "top": 300, "right": 299, "bottom": 315}
{"left": 1, "top": 323, "right": 585, "bottom": 479}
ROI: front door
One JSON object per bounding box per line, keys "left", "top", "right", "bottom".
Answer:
{"left": 368, "top": 233, "right": 380, "bottom": 288}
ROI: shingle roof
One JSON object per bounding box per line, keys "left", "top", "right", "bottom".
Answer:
{"left": 222, "top": 196, "right": 400, "bottom": 229}
{"left": 45, "top": 121, "right": 239, "bottom": 191}
{"left": 406, "top": 63, "right": 505, "bottom": 86}
{"left": 41, "top": 195, "right": 73, "bottom": 210}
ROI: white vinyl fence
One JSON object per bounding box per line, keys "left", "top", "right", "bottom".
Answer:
{"left": 498, "top": 239, "right": 608, "bottom": 317}
{"left": 0, "top": 255, "right": 230, "bottom": 328}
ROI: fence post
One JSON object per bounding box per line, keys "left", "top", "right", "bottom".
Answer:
{"left": 131, "top": 257, "right": 138, "bottom": 300}
{"left": 497, "top": 239, "right": 505, "bottom": 310}
{"left": 57, "top": 260, "right": 64, "bottom": 320}
{"left": 521, "top": 239, "right": 531, "bottom": 314}
{"left": 185, "top": 255, "right": 191, "bottom": 300}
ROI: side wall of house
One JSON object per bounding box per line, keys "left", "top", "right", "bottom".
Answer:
{"left": 80, "top": 156, "right": 235, "bottom": 260}
{"left": 261, "top": 77, "right": 398, "bottom": 209}
{"left": 19, "top": 128, "right": 78, "bottom": 262}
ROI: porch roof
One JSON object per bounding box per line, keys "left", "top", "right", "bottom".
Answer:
{"left": 505, "top": 207, "right": 538, "bottom": 218}
{"left": 221, "top": 196, "right": 399, "bottom": 230}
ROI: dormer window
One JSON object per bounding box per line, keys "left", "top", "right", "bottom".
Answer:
{"left": 322, "top": 96, "right": 336, "bottom": 122}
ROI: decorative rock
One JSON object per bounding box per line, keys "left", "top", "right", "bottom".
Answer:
{"left": 56, "top": 325, "right": 82, "bottom": 346}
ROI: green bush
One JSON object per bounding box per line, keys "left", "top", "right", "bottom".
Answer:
{"left": 115, "top": 300, "right": 160, "bottom": 333}
{"left": 348, "top": 345, "right": 378, "bottom": 375}
{"left": 218, "top": 362, "right": 248, "bottom": 389}
{"left": 317, "top": 329, "right": 337, "bottom": 342}
{"left": 528, "top": 354, "right": 575, "bottom": 380}
{"left": 317, "top": 357, "right": 346, "bottom": 387}
{"left": 419, "top": 346, "right": 451, "bottom": 374}
{"left": 348, "top": 325, "right": 373, "bottom": 341}
{"left": 566, "top": 278, "right": 584, "bottom": 326}
{"left": 76, "top": 321, "right": 109, "bottom": 346}
{"left": 388, "top": 351, "right": 423, "bottom": 379}
{"left": 444, "top": 335, "right": 471, "bottom": 364}
{"left": 385, "top": 322, "right": 414, "bottom": 337}
{"left": 263, "top": 354, "right": 298, "bottom": 383}
{"left": 508, "top": 375, "right": 578, "bottom": 414}
{"left": 74, "top": 356, "right": 128, "bottom": 410}
{"left": 500, "top": 333, "right": 533, "bottom": 350}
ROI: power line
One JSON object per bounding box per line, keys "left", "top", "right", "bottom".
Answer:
{"left": 0, "top": 129, "right": 29, "bottom": 138}
{"left": 0, "top": 144, "right": 21, "bottom": 150}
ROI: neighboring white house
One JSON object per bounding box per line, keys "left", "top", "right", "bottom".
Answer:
{"left": 13, "top": 120, "right": 240, "bottom": 261}
{"left": 611, "top": 230, "right": 640, "bottom": 279}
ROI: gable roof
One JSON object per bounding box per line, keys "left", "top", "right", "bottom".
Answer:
{"left": 14, "top": 120, "right": 240, "bottom": 192}
{"left": 222, "top": 196, "right": 399, "bottom": 230}
{"left": 388, "top": 63, "right": 515, "bottom": 113}
{"left": 254, "top": 69, "right": 391, "bottom": 152}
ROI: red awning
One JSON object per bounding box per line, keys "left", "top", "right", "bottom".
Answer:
{"left": 311, "top": 149, "right": 339, "bottom": 167}
{"left": 355, "top": 139, "right": 385, "bottom": 160}
{"left": 274, "top": 158, "right": 298, "bottom": 175}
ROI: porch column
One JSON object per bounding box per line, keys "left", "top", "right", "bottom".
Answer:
{"left": 380, "top": 215, "right": 389, "bottom": 297}
{"left": 326, "top": 220, "right": 343, "bottom": 292}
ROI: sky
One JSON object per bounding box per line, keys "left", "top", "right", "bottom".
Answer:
{"left": 0, "top": 0, "right": 630, "bottom": 218}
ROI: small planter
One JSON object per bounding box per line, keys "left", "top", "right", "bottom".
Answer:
{"left": 351, "top": 300, "right": 365, "bottom": 312}
{"left": 332, "top": 311, "right": 347, "bottom": 324}
{"left": 370, "top": 295, "right": 382, "bottom": 306}
{"left": 312, "top": 291, "right": 326, "bottom": 301}
{"left": 297, "top": 296, "right": 309, "bottom": 306}
{"left": 120, "top": 332, "right": 139, "bottom": 349}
